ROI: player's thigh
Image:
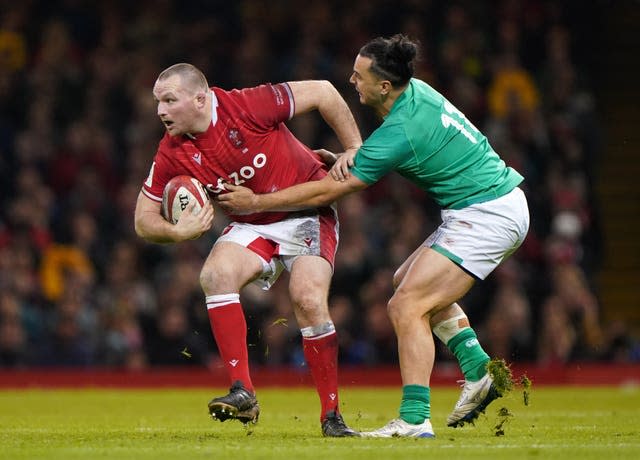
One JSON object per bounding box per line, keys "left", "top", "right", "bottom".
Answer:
{"left": 393, "top": 245, "right": 424, "bottom": 289}
{"left": 288, "top": 255, "right": 332, "bottom": 309}
{"left": 201, "top": 241, "right": 264, "bottom": 292}
{"left": 392, "top": 246, "right": 475, "bottom": 318}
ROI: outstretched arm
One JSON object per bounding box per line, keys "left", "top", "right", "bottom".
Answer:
{"left": 217, "top": 173, "right": 368, "bottom": 214}
{"left": 287, "top": 80, "right": 362, "bottom": 155}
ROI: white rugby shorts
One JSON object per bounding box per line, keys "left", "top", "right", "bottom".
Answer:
{"left": 215, "top": 208, "right": 338, "bottom": 290}
{"left": 425, "top": 187, "right": 530, "bottom": 279}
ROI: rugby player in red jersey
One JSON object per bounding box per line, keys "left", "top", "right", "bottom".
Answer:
{"left": 134, "top": 63, "right": 361, "bottom": 437}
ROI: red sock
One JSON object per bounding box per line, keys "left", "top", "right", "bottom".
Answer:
{"left": 206, "top": 294, "right": 254, "bottom": 393}
{"left": 303, "top": 331, "right": 339, "bottom": 420}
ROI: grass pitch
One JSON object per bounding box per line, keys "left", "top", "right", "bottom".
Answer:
{"left": 1, "top": 385, "right": 638, "bottom": 459}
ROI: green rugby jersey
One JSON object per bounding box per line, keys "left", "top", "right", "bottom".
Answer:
{"left": 351, "top": 78, "right": 523, "bottom": 209}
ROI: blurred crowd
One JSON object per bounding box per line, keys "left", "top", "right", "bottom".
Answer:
{"left": 1, "top": 0, "right": 638, "bottom": 370}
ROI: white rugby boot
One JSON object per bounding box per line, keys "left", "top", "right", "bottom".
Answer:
{"left": 361, "top": 418, "right": 435, "bottom": 438}
{"left": 447, "top": 372, "right": 500, "bottom": 427}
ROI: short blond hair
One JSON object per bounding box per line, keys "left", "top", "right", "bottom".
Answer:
{"left": 157, "top": 63, "right": 209, "bottom": 93}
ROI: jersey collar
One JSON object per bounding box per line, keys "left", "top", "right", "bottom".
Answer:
{"left": 210, "top": 89, "right": 219, "bottom": 126}
{"left": 185, "top": 90, "right": 218, "bottom": 140}
{"left": 387, "top": 78, "right": 414, "bottom": 118}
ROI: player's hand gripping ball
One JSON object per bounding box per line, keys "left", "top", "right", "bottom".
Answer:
{"left": 161, "top": 175, "right": 210, "bottom": 224}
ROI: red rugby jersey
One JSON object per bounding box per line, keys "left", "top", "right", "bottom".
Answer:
{"left": 142, "top": 83, "right": 326, "bottom": 224}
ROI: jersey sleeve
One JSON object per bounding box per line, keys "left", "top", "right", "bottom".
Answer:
{"left": 141, "top": 144, "right": 174, "bottom": 202}
{"left": 236, "top": 83, "right": 294, "bottom": 129}
{"left": 350, "top": 120, "right": 412, "bottom": 185}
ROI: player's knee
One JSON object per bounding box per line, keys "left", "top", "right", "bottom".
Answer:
{"left": 199, "top": 263, "right": 234, "bottom": 293}
{"left": 291, "top": 291, "right": 326, "bottom": 318}
{"left": 387, "top": 290, "right": 436, "bottom": 327}
{"left": 386, "top": 295, "right": 407, "bottom": 326}
{"left": 199, "top": 265, "right": 215, "bottom": 292}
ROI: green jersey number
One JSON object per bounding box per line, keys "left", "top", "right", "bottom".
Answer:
{"left": 440, "top": 100, "right": 480, "bottom": 144}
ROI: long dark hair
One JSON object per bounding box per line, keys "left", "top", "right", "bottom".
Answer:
{"left": 359, "top": 34, "right": 419, "bottom": 87}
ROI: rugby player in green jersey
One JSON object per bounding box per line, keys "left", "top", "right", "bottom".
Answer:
{"left": 218, "top": 34, "right": 530, "bottom": 438}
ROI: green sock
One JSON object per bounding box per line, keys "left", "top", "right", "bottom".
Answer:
{"left": 447, "top": 328, "right": 490, "bottom": 382}
{"left": 399, "top": 385, "right": 430, "bottom": 424}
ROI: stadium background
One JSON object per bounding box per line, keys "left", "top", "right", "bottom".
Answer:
{"left": 0, "top": 0, "right": 638, "bottom": 378}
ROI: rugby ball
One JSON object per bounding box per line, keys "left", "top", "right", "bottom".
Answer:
{"left": 161, "top": 175, "right": 209, "bottom": 224}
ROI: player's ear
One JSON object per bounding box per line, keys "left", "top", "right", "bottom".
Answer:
{"left": 195, "top": 91, "right": 207, "bottom": 108}
{"left": 380, "top": 80, "right": 392, "bottom": 96}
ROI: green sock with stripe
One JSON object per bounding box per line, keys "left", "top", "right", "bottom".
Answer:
{"left": 447, "top": 328, "right": 490, "bottom": 382}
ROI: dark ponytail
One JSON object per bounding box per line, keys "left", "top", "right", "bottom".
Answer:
{"left": 359, "top": 34, "right": 418, "bottom": 87}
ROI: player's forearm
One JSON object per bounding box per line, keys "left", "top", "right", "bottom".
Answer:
{"left": 317, "top": 84, "right": 362, "bottom": 151}
{"left": 134, "top": 212, "right": 184, "bottom": 243}
{"left": 289, "top": 80, "right": 361, "bottom": 152}
{"left": 134, "top": 193, "right": 187, "bottom": 243}
{"left": 253, "top": 173, "right": 368, "bottom": 212}
{"left": 218, "top": 173, "right": 366, "bottom": 214}
{"left": 254, "top": 180, "right": 339, "bottom": 212}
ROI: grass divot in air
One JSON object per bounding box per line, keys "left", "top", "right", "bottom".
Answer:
{"left": 486, "top": 358, "right": 514, "bottom": 396}
{"left": 485, "top": 358, "right": 533, "bottom": 436}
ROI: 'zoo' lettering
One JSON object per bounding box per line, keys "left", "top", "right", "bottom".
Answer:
{"left": 208, "top": 153, "right": 267, "bottom": 194}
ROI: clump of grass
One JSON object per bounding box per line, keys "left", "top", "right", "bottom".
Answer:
{"left": 520, "top": 374, "right": 532, "bottom": 406}
{"left": 486, "top": 358, "right": 514, "bottom": 396}
{"left": 485, "top": 359, "right": 533, "bottom": 436}
{"left": 494, "top": 407, "right": 513, "bottom": 436}
{"left": 486, "top": 359, "right": 534, "bottom": 408}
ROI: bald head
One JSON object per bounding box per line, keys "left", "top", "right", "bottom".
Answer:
{"left": 157, "top": 63, "right": 209, "bottom": 95}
